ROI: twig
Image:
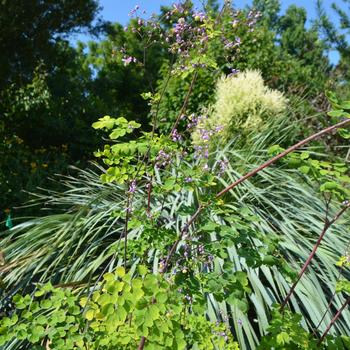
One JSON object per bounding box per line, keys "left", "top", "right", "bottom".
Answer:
{"left": 170, "top": 70, "right": 198, "bottom": 136}
{"left": 216, "top": 118, "right": 350, "bottom": 198}
{"left": 147, "top": 177, "right": 153, "bottom": 215}
{"left": 138, "top": 336, "right": 146, "bottom": 350}
{"left": 318, "top": 296, "right": 350, "bottom": 346}
{"left": 280, "top": 204, "right": 349, "bottom": 310}
{"left": 124, "top": 195, "right": 131, "bottom": 268}
{"left": 313, "top": 239, "right": 350, "bottom": 336}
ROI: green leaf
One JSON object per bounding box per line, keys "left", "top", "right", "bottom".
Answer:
{"left": 300, "top": 152, "right": 310, "bottom": 160}
{"left": 148, "top": 305, "right": 160, "bottom": 320}
{"left": 138, "top": 265, "right": 148, "bottom": 276}
{"left": 328, "top": 109, "right": 344, "bottom": 118}
{"left": 277, "top": 331, "right": 290, "bottom": 345}
{"left": 92, "top": 116, "right": 115, "bottom": 129}
{"left": 85, "top": 309, "right": 94, "bottom": 321}
{"left": 338, "top": 128, "right": 350, "bottom": 139}
{"left": 97, "top": 294, "right": 112, "bottom": 306}
{"left": 116, "top": 266, "right": 126, "bottom": 278}
{"left": 101, "top": 303, "right": 114, "bottom": 316}
{"left": 298, "top": 165, "right": 310, "bottom": 174}
{"left": 103, "top": 272, "right": 115, "bottom": 282}
{"left": 110, "top": 128, "right": 127, "bottom": 140}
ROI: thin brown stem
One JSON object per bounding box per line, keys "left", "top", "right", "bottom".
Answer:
{"left": 162, "top": 118, "right": 350, "bottom": 273}
{"left": 318, "top": 296, "right": 350, "bottom": 346}
{"left": 161, "top": 204, "right": 203, "bottom": 272}
{"left": 281, "top": 204, "right": 349, "bottom": 310}
{"left": 151, "top": 56, "right": 175, "bottom": 136}
{"left": 170, "top": 70, "right": 198, "bottom": 136}
{"left": 216, "top": 118, "right": 350, "bottom": 198}
{"left": 313, "top": 239, "right": 350, "bottom": 335}
{"left": 124, "top": 195, "right": 131, "bottom": 268}
{"left": 138, "top": 336, "right": 146, "bottom": 350}
{"left": 147, "top": 176, "right": 153, "bottom": 215}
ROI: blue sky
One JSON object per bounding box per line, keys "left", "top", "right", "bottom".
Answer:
{"left": 97, "top": 0, "right": 342, "bottom": 24}
{"left": 72, "top": 0, "right": 347, "bottom": 63}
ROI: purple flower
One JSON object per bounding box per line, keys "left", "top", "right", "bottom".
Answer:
{"left": 217, "top": 159, "right": 229, "bottom": 176}
{"left": 193, "top": 11, "right": 206, "bottom": 22}
{"left": 198, "top": 244, "right": 204, "bottom": 255}
{"left": 238, "top": 319, "right": 243, "bottom": 326}
{"left": 122, "top": 56, "right": 137, "bottom": 66}
{"left": 184, "top": 177, "right": 193, "bottom": 183}
{"left": 128, "top": 5, "right": 140, "bottom": 17}
{"left": 224, "top": 37, "right": 241, "bottom": 50}
{"left": 126, "top": 206, "right": 133, "bottom": 214}
{"left": 155, "top": 149, "right": 172, "bottom": 168}
{"left": 172, "top": 3, "right": 185, "bottom": 14}
{"left": 128, "top": 180, "right": 137, "bottom": 193}
{"left": 171, "top": 129, "right": 182, "bottom": 142}
{"left": 228, "top": 68, "right": 240, "bottom": 77}
{"left": 185, "top": 294, "right": 192, "bottom": 303}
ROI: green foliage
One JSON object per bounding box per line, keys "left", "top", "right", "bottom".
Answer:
{"left": 2, "top": 115, "right": 350, "bottom": 348}
{"left": 0, "top": 269, "right": 239, "bottom": 349}
{"left": 259, "top": 306, "right": 350, "bottom": 349}
{"left": 258, "top": 306, "right": 319, "bottom": 349}
{"left": 0, "top": 0, "right": 100, "bottom": 90}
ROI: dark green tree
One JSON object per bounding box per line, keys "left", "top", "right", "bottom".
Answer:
{"left": 0, "top": 0, "right": 101, "bottom": 88}
{"left": 252, "top": 0, "right": 281, "bottom": 28}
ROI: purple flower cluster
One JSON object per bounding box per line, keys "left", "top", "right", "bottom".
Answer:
{"left": 224, "top": 36, "right": 241, "bottom": 50}
{"left": 128, "top": 180, "right": 137, "bottom": 194}
{"left": 193, "top": 11, "right": 207, "bottom": 22}
{"left": 198, "top": 244, "right": 205, "bottom": 255}
{"left": 194, "top": 144, "right": 209, "bottom": 160}
{"left": 217, "top": 159, "right": 229, "bottom": 176}
{"left": 128, "top": 5, "right": 139, "bottom": 17}
{"left": 193, "top": 121, "right": 223, "bottom": 161}
{"left": 247, "top": 10, "right": 261, "bottom": 31}
{"left": 212, "top": 329, "right": 229, "bottom": 342}
{"left": 171, "top": 129, "right": 182, "bottom": 142}
{"left": 122, "top": 55, "right": 137, "bottom": 66}
{"left": 155, "top": 149, "right": 172, "bottom": 169}
{"left": 186, "top": 114, "right": 201, "bottom": 129}
{"left": 170, "top": 17, "right": 193, "bottom": 55}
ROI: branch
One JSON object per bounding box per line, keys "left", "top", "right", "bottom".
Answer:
{"left": 318, "top": 296, "right": 350, "bottom": 346}
{"left": 280, "top": 203, "right": 350, "bottom": 310}
{"left": 138, "top": 336, "right": 146, "bottom": 350}
{"left": 216, "top": 118, "right": 350, "bottom": 198}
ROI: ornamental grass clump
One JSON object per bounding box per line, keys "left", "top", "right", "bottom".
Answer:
{"left": 192, "top": 70, "right": 287, "bottom": 146}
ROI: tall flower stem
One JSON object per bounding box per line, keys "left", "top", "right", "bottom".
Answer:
{"left": 170, "top": 70, "right": 198, "bottom": 136}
